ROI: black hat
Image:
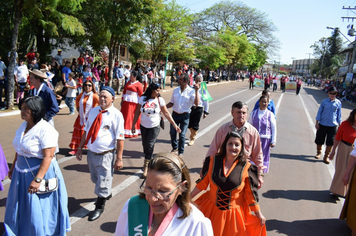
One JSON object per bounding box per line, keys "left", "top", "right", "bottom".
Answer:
{"left": 328, "top": 86, "right": 337, "bottom": 93}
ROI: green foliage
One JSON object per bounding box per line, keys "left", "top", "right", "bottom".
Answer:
{"left": 310, "top": 28, "right": 345, "bottom": 77}
{"left": 196, "top": 42, "right": 228, "bottom": 70}
{"left": 190, "top": 0, "right": 279, "bottom": 57}
{"left": 129, "top": 40, "right": 147, "bottom": 62}
{"left": 141, "top": 0, "right": 194, "bottom": 62}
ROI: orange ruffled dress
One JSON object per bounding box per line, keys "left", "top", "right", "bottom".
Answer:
{"left": 69, "top": 92, "right": 99, "bottom": 150}
{"left": 195, "top": 156, "right": 267, "bottom": 236}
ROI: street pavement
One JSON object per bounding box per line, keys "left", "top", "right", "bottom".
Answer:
{"left": 0, "top": 80, "right": 354, "bottom": 235}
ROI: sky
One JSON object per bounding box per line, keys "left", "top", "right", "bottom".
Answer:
{"left": 175, "top": 0, "right": 356, "bottom": 65}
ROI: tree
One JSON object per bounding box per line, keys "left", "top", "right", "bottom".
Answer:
{"left": 5, "top": 0, "right": 86, "bottom": 109}
{"left": 196, "top": 42, "right": 227, "bottom": 70}
{"left": 190, "top": 0, "right": 279, "bottom": 57}
{"left": 129, "top": 40, "right": 148, "bottom": 64}
{"left": 141, "top": 0, "right": 194, "bottom": 62}
{"left": 310, "top": 28, "right": 344, "bottom": 78}
{"left": 79, "top": 0, "right": 155, "bottom": 87}
{"left": 7, "top": 0, "right": 23, "bottom": 110}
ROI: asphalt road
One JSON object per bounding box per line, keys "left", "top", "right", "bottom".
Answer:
{"left": 0, "top": 80, "right": 354, "bottom": 236}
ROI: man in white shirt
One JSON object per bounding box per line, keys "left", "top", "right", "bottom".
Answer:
{"left": 123, "top": 65, "right": 131, "bottom": 86}
{"left": 166, "top": 73, "right": 200, "bottom": 156}
{"left": 14, "top": 59, "right": 29, "bottom": 104}
{"left": 76, "top": 86, "right": 124, "bottom": 221}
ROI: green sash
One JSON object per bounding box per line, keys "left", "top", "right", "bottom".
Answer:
{"left": 128, "top": 195, "right": 150, "bottom": 236}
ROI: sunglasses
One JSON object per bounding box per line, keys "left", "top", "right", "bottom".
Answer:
{"left": 329, "top": 92, "right": 336, "bottom": 95}
{"left": 84, "top": 84, "right": 92, "bottom": 87}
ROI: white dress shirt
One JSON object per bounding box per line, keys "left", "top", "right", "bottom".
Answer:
{"left": 170, "top": 86, "right": 196, "bottom": 113}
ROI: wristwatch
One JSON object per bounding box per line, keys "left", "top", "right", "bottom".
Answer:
{"left": 34, "top": 177, "right": 42, "bottom": 183}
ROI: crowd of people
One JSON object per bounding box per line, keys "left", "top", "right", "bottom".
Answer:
{"left": 1, "top": 49, "right": 356, "bottom": 236}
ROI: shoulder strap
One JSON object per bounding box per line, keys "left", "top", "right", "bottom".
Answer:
{"left": 128, "top": 195, "right": 150, "bottom": 236}
{"left": 157, "top": 97, "right": 163, "bottom": 114}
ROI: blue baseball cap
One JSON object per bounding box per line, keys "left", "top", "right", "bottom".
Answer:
{"left": 101, "top": 86, "right": 115, "bottom": 97}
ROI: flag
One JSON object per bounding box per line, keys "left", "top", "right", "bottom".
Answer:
{"left": 253, "top": 78, "right": 263, "bottom": 87}
{"left": 201, "top": 82, "right": 213, "bottom": 101}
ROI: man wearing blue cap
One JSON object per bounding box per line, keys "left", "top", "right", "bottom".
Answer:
{"left": 76, "top": 86, "right": 125, "bottom": 221}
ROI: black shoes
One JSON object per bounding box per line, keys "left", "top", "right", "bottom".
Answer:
{"left": 88, "top": 207, "right": 104, "bottom": 221}
{"left": 88, "top": 194, "right": 112, "bottom": 221}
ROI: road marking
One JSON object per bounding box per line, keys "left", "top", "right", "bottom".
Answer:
{"left": 69, "top": 88, "right": 261, "bottom": 226}
{"left": 210, "top": 89, "right": 248, "bottom": 105}
{"left": 275, "top": 93, "right": 284, "bottom": 118}
{"left": 298, "top": 90, "right": 335, "bottom": 178}
{"left": 195, "top": 92, "right": 261, "bottom": 140}
{"left": 69, "top": 171, "right": 142, "bottom": 225}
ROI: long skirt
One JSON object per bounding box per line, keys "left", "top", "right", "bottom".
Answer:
{"left": 261, "top": 137, "right": 271, "bottom": 173}
{"left": 340, "top": 167, "right": 356, "bottom": 232}
{"left": 330, "top": 142, "right": 353, "bottom": 196}
{"left": 69, "top": 115, "right": 86, "bottom": 150}
{"left": 121, "top": 101, "right": 140, "bottom": 138}
{"left": 3, "top": 155, "right": 71, "bottom": 236}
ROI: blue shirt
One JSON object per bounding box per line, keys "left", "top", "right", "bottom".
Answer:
{"left": 30, "top": 83, "right": 59, "bottom": 121}
{"left": 316, "top": 98, "right": 342, "bottom": 127}
{"left": 62, "top": 66, "right": 71, "bottom": 82}
{"left": 83, "top": 71, "right": 91, "bottom": 80}
{"left": 117, "top": 67, "right": 124, "bottom": 78}
{"left": 253, "top": 99, "right": 276, "bottom": 115}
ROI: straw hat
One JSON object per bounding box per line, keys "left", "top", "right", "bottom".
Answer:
{"left": 29, "top": 69, "right": 48, "bottom": 80}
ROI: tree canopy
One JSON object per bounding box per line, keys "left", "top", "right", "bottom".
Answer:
{"left": 310, "top": 28, "right": 345, "bottom": 77}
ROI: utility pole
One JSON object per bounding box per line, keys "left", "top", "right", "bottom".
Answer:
{"left": 342, "top": 6, "right": 356, "bottom": 74}
{"left": 319, "top": 38, "right": 327, "bottom": 78}
{"left": 342, "top": 6, "right": 356, "bottom": 21}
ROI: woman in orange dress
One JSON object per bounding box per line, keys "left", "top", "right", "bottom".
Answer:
{"left": 191, "top": 131, "right": 266, "bottom": 236}
{"left": 69, "top": 78, "right": 99, "bottom": 155}
{"left": 121, "top": 71, "right": 143, "bottom": 138}
{"left": 329, "top": 109, "right": 356, "bottom": 197}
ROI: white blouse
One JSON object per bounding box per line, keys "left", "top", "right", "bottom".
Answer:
{"left": 115, "top": 199, "right": 213, "bottom": 236}
{"left": 13, "top": 119, "right": 58, "bottom": 158}
{"left": 139, "top": 96, "right": 166, "bottom": 128}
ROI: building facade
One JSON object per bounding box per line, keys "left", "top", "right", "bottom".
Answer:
{"left": 292, "top": 58, "right": 316, "bottom": 77}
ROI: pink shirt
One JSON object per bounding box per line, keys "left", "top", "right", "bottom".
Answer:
{"left": 206, "top": 120, "right": 264, "bottom": 172}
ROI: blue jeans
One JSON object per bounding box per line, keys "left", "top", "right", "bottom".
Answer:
{"left": 65, "top": 97, "right": 75, "bottom": 114}
{"left": 170, "top": 112, "right": 190, "bottom": 154}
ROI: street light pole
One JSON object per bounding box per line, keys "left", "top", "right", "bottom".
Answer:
{"left": 326, "top": 26, "right": 352, "bottom": 43}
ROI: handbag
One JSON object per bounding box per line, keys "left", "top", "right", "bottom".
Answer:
{"left": 157, "top": 97, "right": 164, "bottom": 129}
{"left": 24, "top": 156, "right": 58, "bottom": 194}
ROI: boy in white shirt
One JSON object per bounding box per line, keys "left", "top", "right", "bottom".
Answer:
{"left": 65, "top": 72, "right": 77, "bottom": 115}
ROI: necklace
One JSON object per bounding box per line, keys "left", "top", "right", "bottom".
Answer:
{"left": 24, "top": 124, "right": 33, "bottom": 134}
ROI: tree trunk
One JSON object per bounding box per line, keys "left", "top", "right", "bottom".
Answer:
{"left": 7, "top": 0, "right": 23, "bottom": 110}
{"left": 108, "top": 35, "right": 116, "bottom": 87}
